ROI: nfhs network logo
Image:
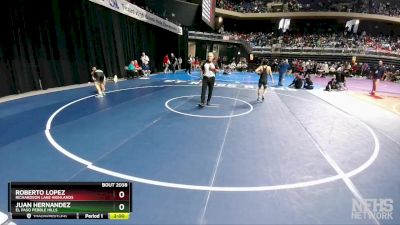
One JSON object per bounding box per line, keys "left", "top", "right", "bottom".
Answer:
{"left": 352, "top": 198, "right": 393, "bottom": 220}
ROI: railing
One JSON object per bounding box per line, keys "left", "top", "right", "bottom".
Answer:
{"left": 216, "top": 3, "right": 400, "bottom": 17}
{"left": 240, "top": 40, "right": 252, "bottom": 53}
{"left": 188, "top": 31, "right": 224, "bottom": 40}
{"left": 188, "top": 31, "right": 400, "bottom": 59}
{"left": 253, "top": 46, "right": 400, "bottom": 58}
{"left": 188, "top": 31, "right": 253, "bottom": 53}
{"left": 188, "top": 31, "right": 252, "bottom": 53}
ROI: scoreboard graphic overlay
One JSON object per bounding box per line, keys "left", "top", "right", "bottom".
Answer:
{"left": 8, "top": 182, "right": 132, "bottom": 220}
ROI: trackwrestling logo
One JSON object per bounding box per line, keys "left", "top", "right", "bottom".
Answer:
{"left": 352, "top": 198, "right": 393, "bottom": 220}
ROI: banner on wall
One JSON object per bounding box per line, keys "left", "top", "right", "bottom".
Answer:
{"left": 89, "top": 0, "right": 183, "bottom": 35}
{"left": 202, "top": 0, "right": 216, "bottom": 29}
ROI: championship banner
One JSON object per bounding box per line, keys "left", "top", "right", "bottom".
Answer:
{"left": 89, "top": 0, "right": 183, "bottom": 35}
{"left": 202, "top": 0, "right": 216, "bottom": 29}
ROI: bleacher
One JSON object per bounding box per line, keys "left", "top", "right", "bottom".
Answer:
{"left": 188, "top": 31, "right": 400, "bottom": 68}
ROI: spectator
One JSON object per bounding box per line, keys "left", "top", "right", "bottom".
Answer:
{"left": 361, "top": 62, "right": 370, "bottom": 77}
{"left": 304, "top": 74, "right": 314, "bottom": 89}
{"left": 126, "top": 60, "right": 138, "bottom": 79}
{"left": 177, "top": 57, "right": 182, "bottom": 70}
{"left": 163, "top": 54, "right": 170, "bottom": 73}
{"left": 325, "top": 77, "right": 337, "bottom": 91}
{"left": 140, "top": 52, "right": 150, "bottom": 77}
{"left": 288, "top": 73, "right": 304, "bottom": 89}
{"left": 169, "top": 53, "right": 177, "bottom": 74}
{"left": 194, "top": 57, "right": 200, "bottom": 70}
{"left": 272, "top": 59, "right": 279, "bottom": 72}
{"left": 185, "top": 55, "right": 193, "bottom": 74}
{"left": 133, "top": 60, "right": 142, "bottom": 76}
{"left": 278, "top": 59, "right": 290, "bottom": 86}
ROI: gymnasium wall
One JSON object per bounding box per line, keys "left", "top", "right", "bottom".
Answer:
{"left": 0, "top": 0, "right": 187, "bottom": 97}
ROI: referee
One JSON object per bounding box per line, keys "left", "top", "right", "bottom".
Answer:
{"left": 199, "top": 52, "right": 218, "bottom": 107}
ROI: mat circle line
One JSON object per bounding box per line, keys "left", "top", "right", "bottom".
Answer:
{"left": 44, "top": 84, "right": 380, "bottom": 192}
{"left": 165, "top": 95, "right": 253, "bottom": 118}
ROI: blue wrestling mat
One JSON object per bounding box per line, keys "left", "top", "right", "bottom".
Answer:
{"left": 0, "top": 70, "right": 399, "bottom": 225}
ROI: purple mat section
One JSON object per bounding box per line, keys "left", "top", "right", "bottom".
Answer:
{"left": 312, "top": 77, "right": 400, "bottom": 97}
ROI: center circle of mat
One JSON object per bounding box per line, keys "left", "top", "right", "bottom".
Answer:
{"left": 165, "top": 95, "right": 253, "bottom": 118}
{"left": 45, "top": 85, "right": 380, "bottom": 192}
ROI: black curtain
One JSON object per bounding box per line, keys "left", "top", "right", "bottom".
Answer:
{"left": 0, "top": 0, "right": 187, "bottom": 97}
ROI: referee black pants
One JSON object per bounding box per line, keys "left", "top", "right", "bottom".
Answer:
{"left": 185, "top": 62, "right": 191, "bottom": 74}
{"left": 201, "top": 76, "right": 215, "bottom": 104}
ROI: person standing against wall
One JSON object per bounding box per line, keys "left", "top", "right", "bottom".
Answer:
{"left": 141, "top": 52, "right": 150, "bottom": 77}
{"left": 185, "top": 55, "right": 192, "bottom": 74}
{"left": 177, "top": 56, "right": 182, "bottom": 70}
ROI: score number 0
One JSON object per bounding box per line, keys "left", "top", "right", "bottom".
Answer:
{"left": 118, "top": 191, "right": 125, "bottom": 211}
